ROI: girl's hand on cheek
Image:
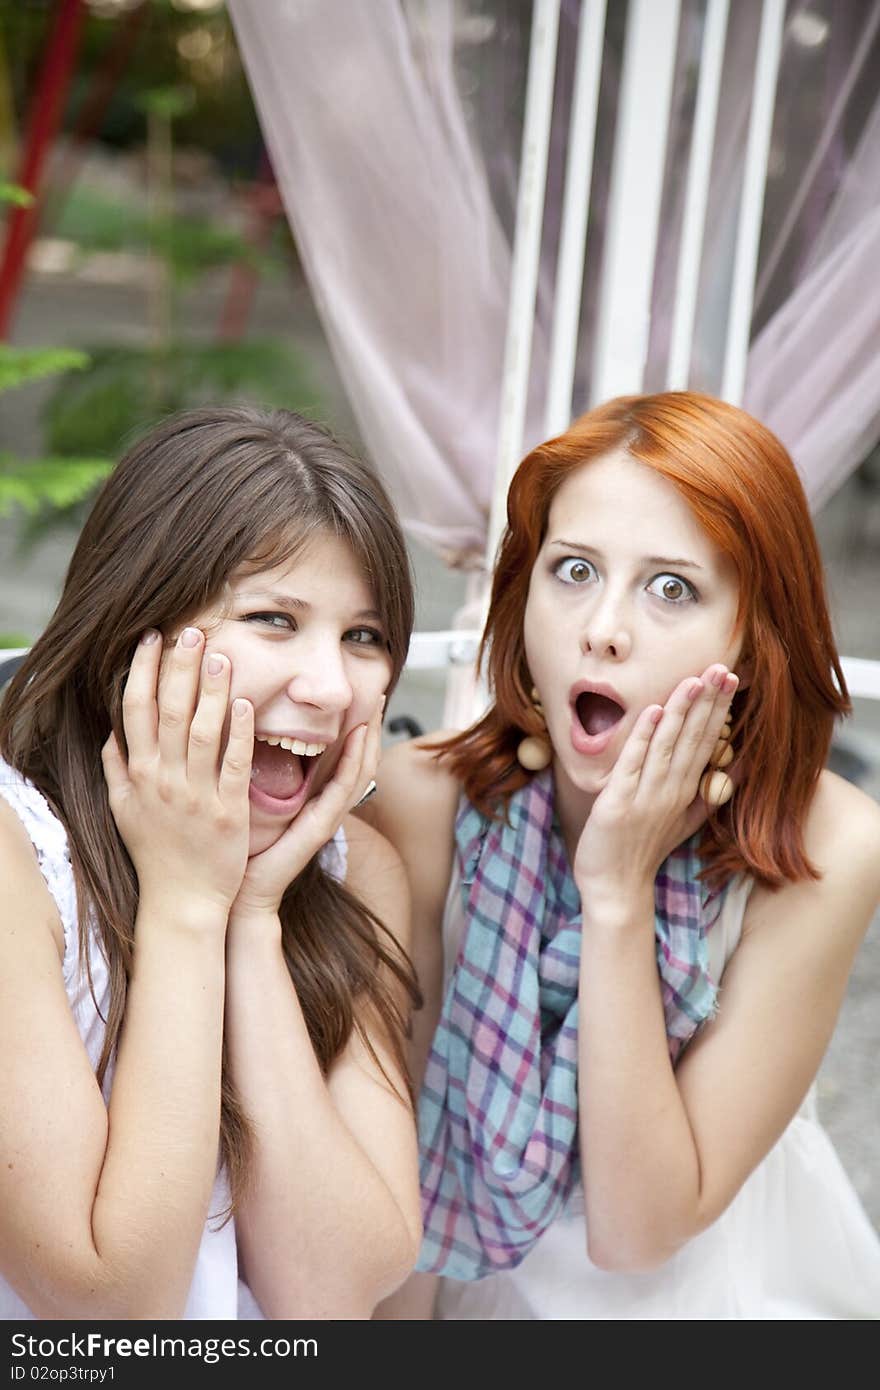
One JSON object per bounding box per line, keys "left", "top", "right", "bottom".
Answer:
{"left": 101, "top": 629, "right": 253, "bottom": 918}
{"left": 230, "top": 693, "right": 386, "bottom": 922}
{"left": 574, "top": 664, "right": 738, "bottom": 906}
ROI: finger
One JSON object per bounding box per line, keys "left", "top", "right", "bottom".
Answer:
{"left": 101, "top": 730, "right": 130, "bottom": 797}
{"left": 660, "top": 667, "right": 724, "bottom": 773}
{"left": 606, "top": 703, "right": 663, "bottom": 794}
{"left": 668, "top": 666, "right": 738, "bottom": 784}
{"left": 156, "top": 626, "right": 204, "bottom": 767}
{"left": 356, "top": 694, "right": 385, "bottom": 797}
{"left": 187, "top": 652, "right": 232, "bottom": 783}
{"left": 306, "top": 722, "right": 369, "bottom": 831}
{"left": 218, "top": 697, "right": 254, "bottom": 804}
{"left": 640, "top": 676, "right": 706, "bottom": 784}
{"left": 120, "top": 629, "right": 162, "bottom": 764}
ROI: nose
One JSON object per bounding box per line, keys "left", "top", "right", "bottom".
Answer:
{"left": 580, "top": 591, "right": 632, "bottom": 661}
{"left": 285, "top": 637, "right": 353, "bottom": 714}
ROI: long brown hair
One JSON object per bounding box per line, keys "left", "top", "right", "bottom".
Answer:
{"left": 1, "top": 406, "right": 419, "bottom": 1201}
{"left": 439, "top": 391, "right": 849, "bottom": 890}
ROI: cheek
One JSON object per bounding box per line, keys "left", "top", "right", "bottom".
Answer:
{"left": 351, "top": 658, "right": 392, "bottom": 711}
{"left": 522, "top": 591, "right": 546, "bottom": 673}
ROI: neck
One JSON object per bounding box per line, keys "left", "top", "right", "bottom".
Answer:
{"left": 550, "top": 759, "right": 599, "bottom": 868}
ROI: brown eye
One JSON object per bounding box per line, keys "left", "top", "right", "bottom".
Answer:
{"left": 555, "top": 557, "right": 596, "bottom": 585}
{"left": 647, "top": 573, "right": 696, "bottom": 604}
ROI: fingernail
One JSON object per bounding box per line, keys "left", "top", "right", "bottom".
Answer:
{"left": 711, "top": 667, "right": 726, "bottom": 688}
{"left": 233, "top": 698, "right": 249, "bottom": 717}
{"left": 180, "top": 627, "right": 201, "bottom": 648}
{"left": 650, "top": 706, "right": 663, "bottom": 725}
{"left": 206, "top": 655, "right": 224, "bottom": 676}
{"left": 688, "top": 679, "right": 704, "bottom": 700}
{"left": 724, "top": 673, "right": 739, "bottom": 694}
{"left": 140, "top": 629, "right": 159, "bottom": 645}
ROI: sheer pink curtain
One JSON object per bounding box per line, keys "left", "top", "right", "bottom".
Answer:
{"left": 228, "top": 0, "right": 516, "bottom": 566}
{"left": 228, "top": 0, "right": 880, "bottom": 555}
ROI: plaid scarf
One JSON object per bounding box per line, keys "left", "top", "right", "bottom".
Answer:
{"left": 416, "top": 769, "right": 722, "bottom": 1280}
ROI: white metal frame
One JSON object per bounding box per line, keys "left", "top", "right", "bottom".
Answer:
{"left": 589, "top": 0, "right": 681, "bottom": 405}
{"left": 413, "top": 0, "right": 880, "bottom": 717}
{"left": 720, "top": 0, "right": 786, "bottom": 404}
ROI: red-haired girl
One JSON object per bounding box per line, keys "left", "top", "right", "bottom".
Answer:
{"left": 0, "top": 407, "right": 421, "bottom": 1319}
{"left": 369, "top": 391, "right": 880, "bottom": 1319}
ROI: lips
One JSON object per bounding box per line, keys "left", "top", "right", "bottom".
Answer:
{"left": 249, "top": 731, "right": 331, "bottom": 816}
{"left": 569, "top": 682, "right": 627, "bottom": 757}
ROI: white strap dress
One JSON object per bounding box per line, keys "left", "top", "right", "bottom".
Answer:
{"left": 433, "top": 859, "right": 880, "bottom": 1319}
{"left": 0, "top": 758, "right": 346, "bottom": 1321}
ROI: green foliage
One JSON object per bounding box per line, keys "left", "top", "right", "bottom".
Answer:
{"left": 137, "top": 84, "right": 197, "bottom": 122}
{"left": 5, "top": 3, "right": 261, "bottom": 177}
{"left": 0, "top": 183, "right": 34, "bottom": 208}
{"left": 45, "top": 340, "right": 321, "bottom": 460}
{"left": 54, "top": 186, "right": 281, "bottom": 284}
{"left": 0, "top": 345, "right": 90, "bottom": 394}
{"left": 1, "top": 0, "right": 319, "bottom": 566}
{"left": 0, "top": 453, "right": 112, "bottom": 519}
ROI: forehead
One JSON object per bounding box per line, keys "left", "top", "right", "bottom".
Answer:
{"left": 231, "top": 529, "right": 373, "bottom": 597}
{"left": 546, "top": 448, "right": 709, "bottom": 552}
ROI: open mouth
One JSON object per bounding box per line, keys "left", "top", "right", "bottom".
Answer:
{"left": 250, "top": 734, "right": 328, "bottom": 809}
{"left": 575, "top": 691, "right": 626, "bottom": 738}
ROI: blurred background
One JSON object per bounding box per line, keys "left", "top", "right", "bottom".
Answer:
{"left": 0, "top": 0, "right": 877, "bottom": 1234}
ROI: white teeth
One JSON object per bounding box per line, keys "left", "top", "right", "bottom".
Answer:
{"left": 255, "top": 734, "right": 327, "bottom": 757}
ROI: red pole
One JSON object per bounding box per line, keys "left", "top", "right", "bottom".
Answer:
{"left": 0, "top": 0, "right": 86, "bottom": 340}
{"left": 43, "top": 0, "right": 148, "bottom": 229}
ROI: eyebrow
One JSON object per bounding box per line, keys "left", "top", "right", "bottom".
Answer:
{"left": 235, "top": 588, "right": 384, "bottom": 622}
{"left": 548, "top": 541, "right": 704, "bottom": 571}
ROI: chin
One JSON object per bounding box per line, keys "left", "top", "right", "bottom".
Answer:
{"left": 247, "top": 820, "right": 291, "bottom": 858}
{"left": 556, "top": 755, "right": 613, "bottom": 797}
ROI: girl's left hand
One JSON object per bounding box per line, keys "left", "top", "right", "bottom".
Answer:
{"left": 574, "top": 663, "right": 738, "bottom": 904}
{"left": 229, "top": 694, "right": 385, "bottom": 922}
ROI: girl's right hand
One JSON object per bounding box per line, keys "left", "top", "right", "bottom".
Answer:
{"left": 102, "top": 627, "right": 254, "bottom": 915}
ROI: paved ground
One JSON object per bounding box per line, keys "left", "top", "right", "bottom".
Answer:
{"left": 2, "top": 218, "right": 878, "bottom": 1238}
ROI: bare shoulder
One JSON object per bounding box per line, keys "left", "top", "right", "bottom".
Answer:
{"left": 371, "top": 732, "right": 462, "bottom": 826}
{"left": 745, "top": 770, "right": 880, "bottom": 951}
{"left": 0, "top": 793, "right": 65, "bottom": 961}
{"left": 343, "top": 814, "right": 411, "bottom": 946}
{"left": 357, "top": 732, "right": 462, "bottom": 911}
{"left": 804, "top": 769, "right": 880, "bottom": 897}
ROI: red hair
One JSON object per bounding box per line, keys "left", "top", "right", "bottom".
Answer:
{"left": 439, "top": 391, "right": 849, "bottom": 889}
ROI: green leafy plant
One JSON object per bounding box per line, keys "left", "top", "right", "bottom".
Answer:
{"left": 37, "top": 85, "right": 321, "bottom": 504}
{"left": 0, "top": 193, "right": 113, "bottom": 528}
{"left": 0, "top": 187, "right": 114, "bottom": 646}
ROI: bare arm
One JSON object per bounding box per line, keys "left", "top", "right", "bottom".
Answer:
{"left": 0, "top": 631, "right": 253, "bottom": 1318}
{"left": 361, "top": 735, "right": 461, "bottom": 1320}
{"left": 578, "top": 742, "right": 880, "bottom": 1269}
{"left": 226, "top": 817, "right": 421, "bottom": 1319}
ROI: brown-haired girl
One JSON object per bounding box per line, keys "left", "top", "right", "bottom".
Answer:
{"left": 369, "top": 391, "right": 880, "bottom": 1319}
{"left": 0, "top": 406, "right": 422, "bottom": 1319}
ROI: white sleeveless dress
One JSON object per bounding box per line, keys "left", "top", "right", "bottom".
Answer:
{"left": 433, "top": 864, "right": 880, "bottom": 1319}
{"left": 0, "top": 758, "right": 346, "bottom": 1321}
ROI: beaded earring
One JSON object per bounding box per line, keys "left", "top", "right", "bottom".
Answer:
{"left": 516, "top": 686, "right": 553, "bottom": 771}
{"left": 699, "top": 721, "right": 734, "bottom": 807}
